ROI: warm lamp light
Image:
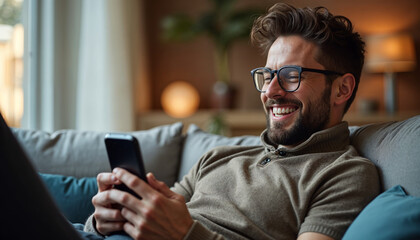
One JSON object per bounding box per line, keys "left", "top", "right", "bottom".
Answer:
{"left": 365, "top": 33, "right": 417, "bottom": 114}
{"left": 0, "top": 24, "right": 24, "bottom": 127}
{"left": 161, "top": 81, "right": 200, "bottom": 118}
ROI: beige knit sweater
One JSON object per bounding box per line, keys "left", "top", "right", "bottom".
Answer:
{"left": 86, "top": 122, "right": 380, "bottom": 240}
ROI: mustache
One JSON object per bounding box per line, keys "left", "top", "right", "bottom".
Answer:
{"left": 265, "top": 98, "right": 302, "bottom": 108}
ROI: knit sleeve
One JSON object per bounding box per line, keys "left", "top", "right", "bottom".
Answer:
{"left": 183, "top": 221, "right": 225, "bottom": 240}
{"left": 171, "top": 151, "right": 210, "bottom": 202}
{"left": 299, "top": 147, "right": 380, "bottom": 239}
{"left": 83, "top": 214, "right": 104, "bottom": 236}
{"left": 171, "top": 166, "right": 198, "bottom": 202}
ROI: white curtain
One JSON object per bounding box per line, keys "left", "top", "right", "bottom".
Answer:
{"left": 22, "top": 0, "right": 149, "bottom": 132}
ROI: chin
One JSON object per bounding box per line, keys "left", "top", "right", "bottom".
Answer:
{"left": 267, "top": 123, "right": 308, "bottom": 146}
{"left": 266, "top": 110, "right": 330, "bottom": 146}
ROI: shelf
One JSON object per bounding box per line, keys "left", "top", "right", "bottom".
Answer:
{"left": 138, "top": 110, "right": 420, "bottom": 136}
{"left": 138, "top": 110, "right": 266, "bottom": 136}
{"left": 343, "top": 111, "right": 420, "bottom": 126}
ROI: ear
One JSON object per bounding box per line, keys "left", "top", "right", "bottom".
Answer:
{"left": 332, "top": 73, "right": 355, "bottom": 106}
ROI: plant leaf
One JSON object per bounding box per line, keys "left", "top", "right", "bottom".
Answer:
{"left": 161, "top": 14, "right": 198, "bottom": 41}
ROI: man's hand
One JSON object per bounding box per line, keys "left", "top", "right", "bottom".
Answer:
{"left": 110, "top": 168, "right": 194, "bottom": 240}
{"left": 91, "top": 172, "right": 127, "bottom": 235}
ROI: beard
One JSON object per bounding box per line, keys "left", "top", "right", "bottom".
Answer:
{"left": 266, "top": 85, "right": 331, "bottom": 146}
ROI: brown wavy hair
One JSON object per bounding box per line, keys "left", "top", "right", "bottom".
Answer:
{"left": 250, "top": 3, "right": 365, "bottom": 113}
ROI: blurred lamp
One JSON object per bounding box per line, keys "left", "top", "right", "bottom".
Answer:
{"left": 365, "top": 33, "right": 417, "bottom": 114}
{"left": 161, "top": 81, "right": 200, "bottom": 118}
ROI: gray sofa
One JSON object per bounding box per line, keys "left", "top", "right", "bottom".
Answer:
{"left": 11, "top": 115, "right": 420, "bottom": 238}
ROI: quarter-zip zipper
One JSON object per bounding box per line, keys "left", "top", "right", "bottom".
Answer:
{"left": 275, "top": 149, "right": 287, "bottom": 156}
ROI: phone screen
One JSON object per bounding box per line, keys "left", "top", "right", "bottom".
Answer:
{"left": 104, "top": 133, "right": 147, "bottom": 198}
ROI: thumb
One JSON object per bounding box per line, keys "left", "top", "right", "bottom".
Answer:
{"left": 147, "top": 173, "right": 179, "bottom": 200}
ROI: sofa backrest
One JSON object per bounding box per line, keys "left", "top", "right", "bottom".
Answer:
{"left": 180, "top": 116, "right": 420, "bottom": 198}
{"left": 12, "top": 122, "right": 184, "bottom": 186}
{"left": 349, "top": 115, "right": 420, "bottom": 197}
{"left": 12, "top": 115, "right": 420, "bottom": 197}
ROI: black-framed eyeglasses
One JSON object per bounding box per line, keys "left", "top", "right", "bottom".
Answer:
{"left": 250, "top": 65, "right": 344, "bottom": 93}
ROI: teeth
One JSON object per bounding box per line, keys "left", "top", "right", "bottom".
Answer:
{"left": 273, "top": 107, "right": 296, "bottom": 116}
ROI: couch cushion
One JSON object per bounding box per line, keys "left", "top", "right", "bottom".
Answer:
{"left": 342, "top": 185, "right": 420, "bottom": 240}
{"left": 39, "top": 173, "right": 97, "bottom": 224}
{"left": 12, "top": 122, "right": 184, "bottom": 186}
{"left": 350, "top": 115, "right": 420, "bottom": 197}
{"left": 178, "top": 124, "right": 261, "bottom": 181}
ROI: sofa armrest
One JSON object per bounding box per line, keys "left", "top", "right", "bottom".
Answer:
{"left": 350, "top": 115, "right": 420, "bottom": 197}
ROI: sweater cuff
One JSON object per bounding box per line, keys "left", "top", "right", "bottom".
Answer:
{"left": 183, "top": 220, "right": 224, "bottom": 240}
{"left": 83, "top": 214, "right": 104, "bottom": 237}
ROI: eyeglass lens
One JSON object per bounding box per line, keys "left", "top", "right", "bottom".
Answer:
{"left": 254, "top": 67, "right": 300, "bottom": 92}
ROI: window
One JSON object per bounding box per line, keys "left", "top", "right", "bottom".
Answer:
{"left": 0, "top": 0, "right": 24, "bottom": 127}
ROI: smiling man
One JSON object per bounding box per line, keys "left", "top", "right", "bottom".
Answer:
{"left": 85, "top": 3, "right": 380, "bottom": 240}
{"left": 258, "top": 35, "right": 344, "bottom": 147}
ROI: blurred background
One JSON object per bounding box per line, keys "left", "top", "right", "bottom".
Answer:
{"left": 1, "top": 0, "right": 419, "bottom": 135}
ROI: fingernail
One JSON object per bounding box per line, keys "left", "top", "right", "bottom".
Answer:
{"left": 149, "top": 173, "right": 156, "bottom": 181}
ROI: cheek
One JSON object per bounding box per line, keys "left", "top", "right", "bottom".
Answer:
{"left": 260, "top": 93, "right": 266, "bottom": 104}
{"left": 329, "top": 90, "right": 335, "bottom": 106}
{"left": 298, "top": 82, "right": 326, "bottom": 106}
{"left": 260, "top": 94, "right": 268, "bottom": 113}
{"left": 295, "top": 93, "right": 316, "bottom": 113}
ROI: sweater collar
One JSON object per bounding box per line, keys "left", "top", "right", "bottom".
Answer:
{"left": 260, "top": 121, "right": 350, "bottom": 155}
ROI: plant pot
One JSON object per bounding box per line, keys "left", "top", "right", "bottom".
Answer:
{"left": 211, "top": 81, "right": 236, "bottom": 109}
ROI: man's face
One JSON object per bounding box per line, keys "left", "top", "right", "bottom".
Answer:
{"left": 261, "top": 36, "right": 333, "bottom": 147}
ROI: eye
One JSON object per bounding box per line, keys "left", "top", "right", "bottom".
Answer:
{"left": 280, "top": 68, "right": 300, "bottom": 83}
{"left": 286, "top": 75, "right": 299, "bottom": 83}
{"left": 263, "top": 72, "right": 272, "bottom": 82}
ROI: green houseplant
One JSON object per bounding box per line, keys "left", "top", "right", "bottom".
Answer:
{"left": 161, "top": 0, "right": 262, "bottom": 109}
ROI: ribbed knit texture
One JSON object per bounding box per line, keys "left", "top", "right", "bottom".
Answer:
{"left": 84, "top": 122, "right": 380, "bottom": 239}
{"left": 173, "top": 122, "right": 380, "bottom": 239}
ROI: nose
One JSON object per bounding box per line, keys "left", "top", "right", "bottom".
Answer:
{"left": 264, "top": 76, "right": 287, "bottom": 99}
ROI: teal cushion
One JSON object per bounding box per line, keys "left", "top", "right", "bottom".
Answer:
{"left": 343, "top": 185, "right": 420, "bottom": 240}
{"left": 39, "top": 173, "right": 97, "bottom": 224}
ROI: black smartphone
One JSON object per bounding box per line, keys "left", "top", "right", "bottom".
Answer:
{"left": 104, "top": 133, "right": 147, "bottom": 199}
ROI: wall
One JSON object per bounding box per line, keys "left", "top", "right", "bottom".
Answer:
{"left": 143, "top": 0, "right": 420, "bottom": 114}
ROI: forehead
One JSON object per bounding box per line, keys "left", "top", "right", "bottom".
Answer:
{"left": 266, "top": 36, "right": 323, "bottom": 69}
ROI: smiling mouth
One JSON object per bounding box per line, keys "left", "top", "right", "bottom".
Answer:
{"left": 272, "top": 106, "right": 298, "bottom": 117}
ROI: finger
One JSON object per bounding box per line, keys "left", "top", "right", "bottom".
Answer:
{"left": 96, "top": 221, "right": 126, "bottom": 236}
{"left": 147, "top": 173, "right": 175, "bottom": 199}
{"left": 93, "top": 189, "right": 134, "bottom": 209}
{"left": 93, "top": 205, "right": 125, "bottom": 222}
{"left": 104, "top": 186, "right": 146, "bottom": 213}
{"left": 113, "top": 168, "right": 154, "bottom": 199}
{"left": 96, "top": 172, "right": 120, "bottom": 192}
{"left": 147, "top": 173, "right": 184, "bottom": 202}
{"left": 123, "top": 221, "right": 139, "bottom": 240}
{"left": 93, "top": 203, "right": 126, "bottom": 236}
{"left": 120, "top": 207, "right": 142, "bottom": 227}
{"left": 92, "top": 191, "right": 115, "bottom": 207}
{"left": 121, "top": 208, "right": 158, "bottom": 239}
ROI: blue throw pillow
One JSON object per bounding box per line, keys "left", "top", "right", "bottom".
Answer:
{"left": 39, "top": 173, "right": 97, "bottom": 224}
{"left": 343, "top": 185, "right": 420, "bottom": 240}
